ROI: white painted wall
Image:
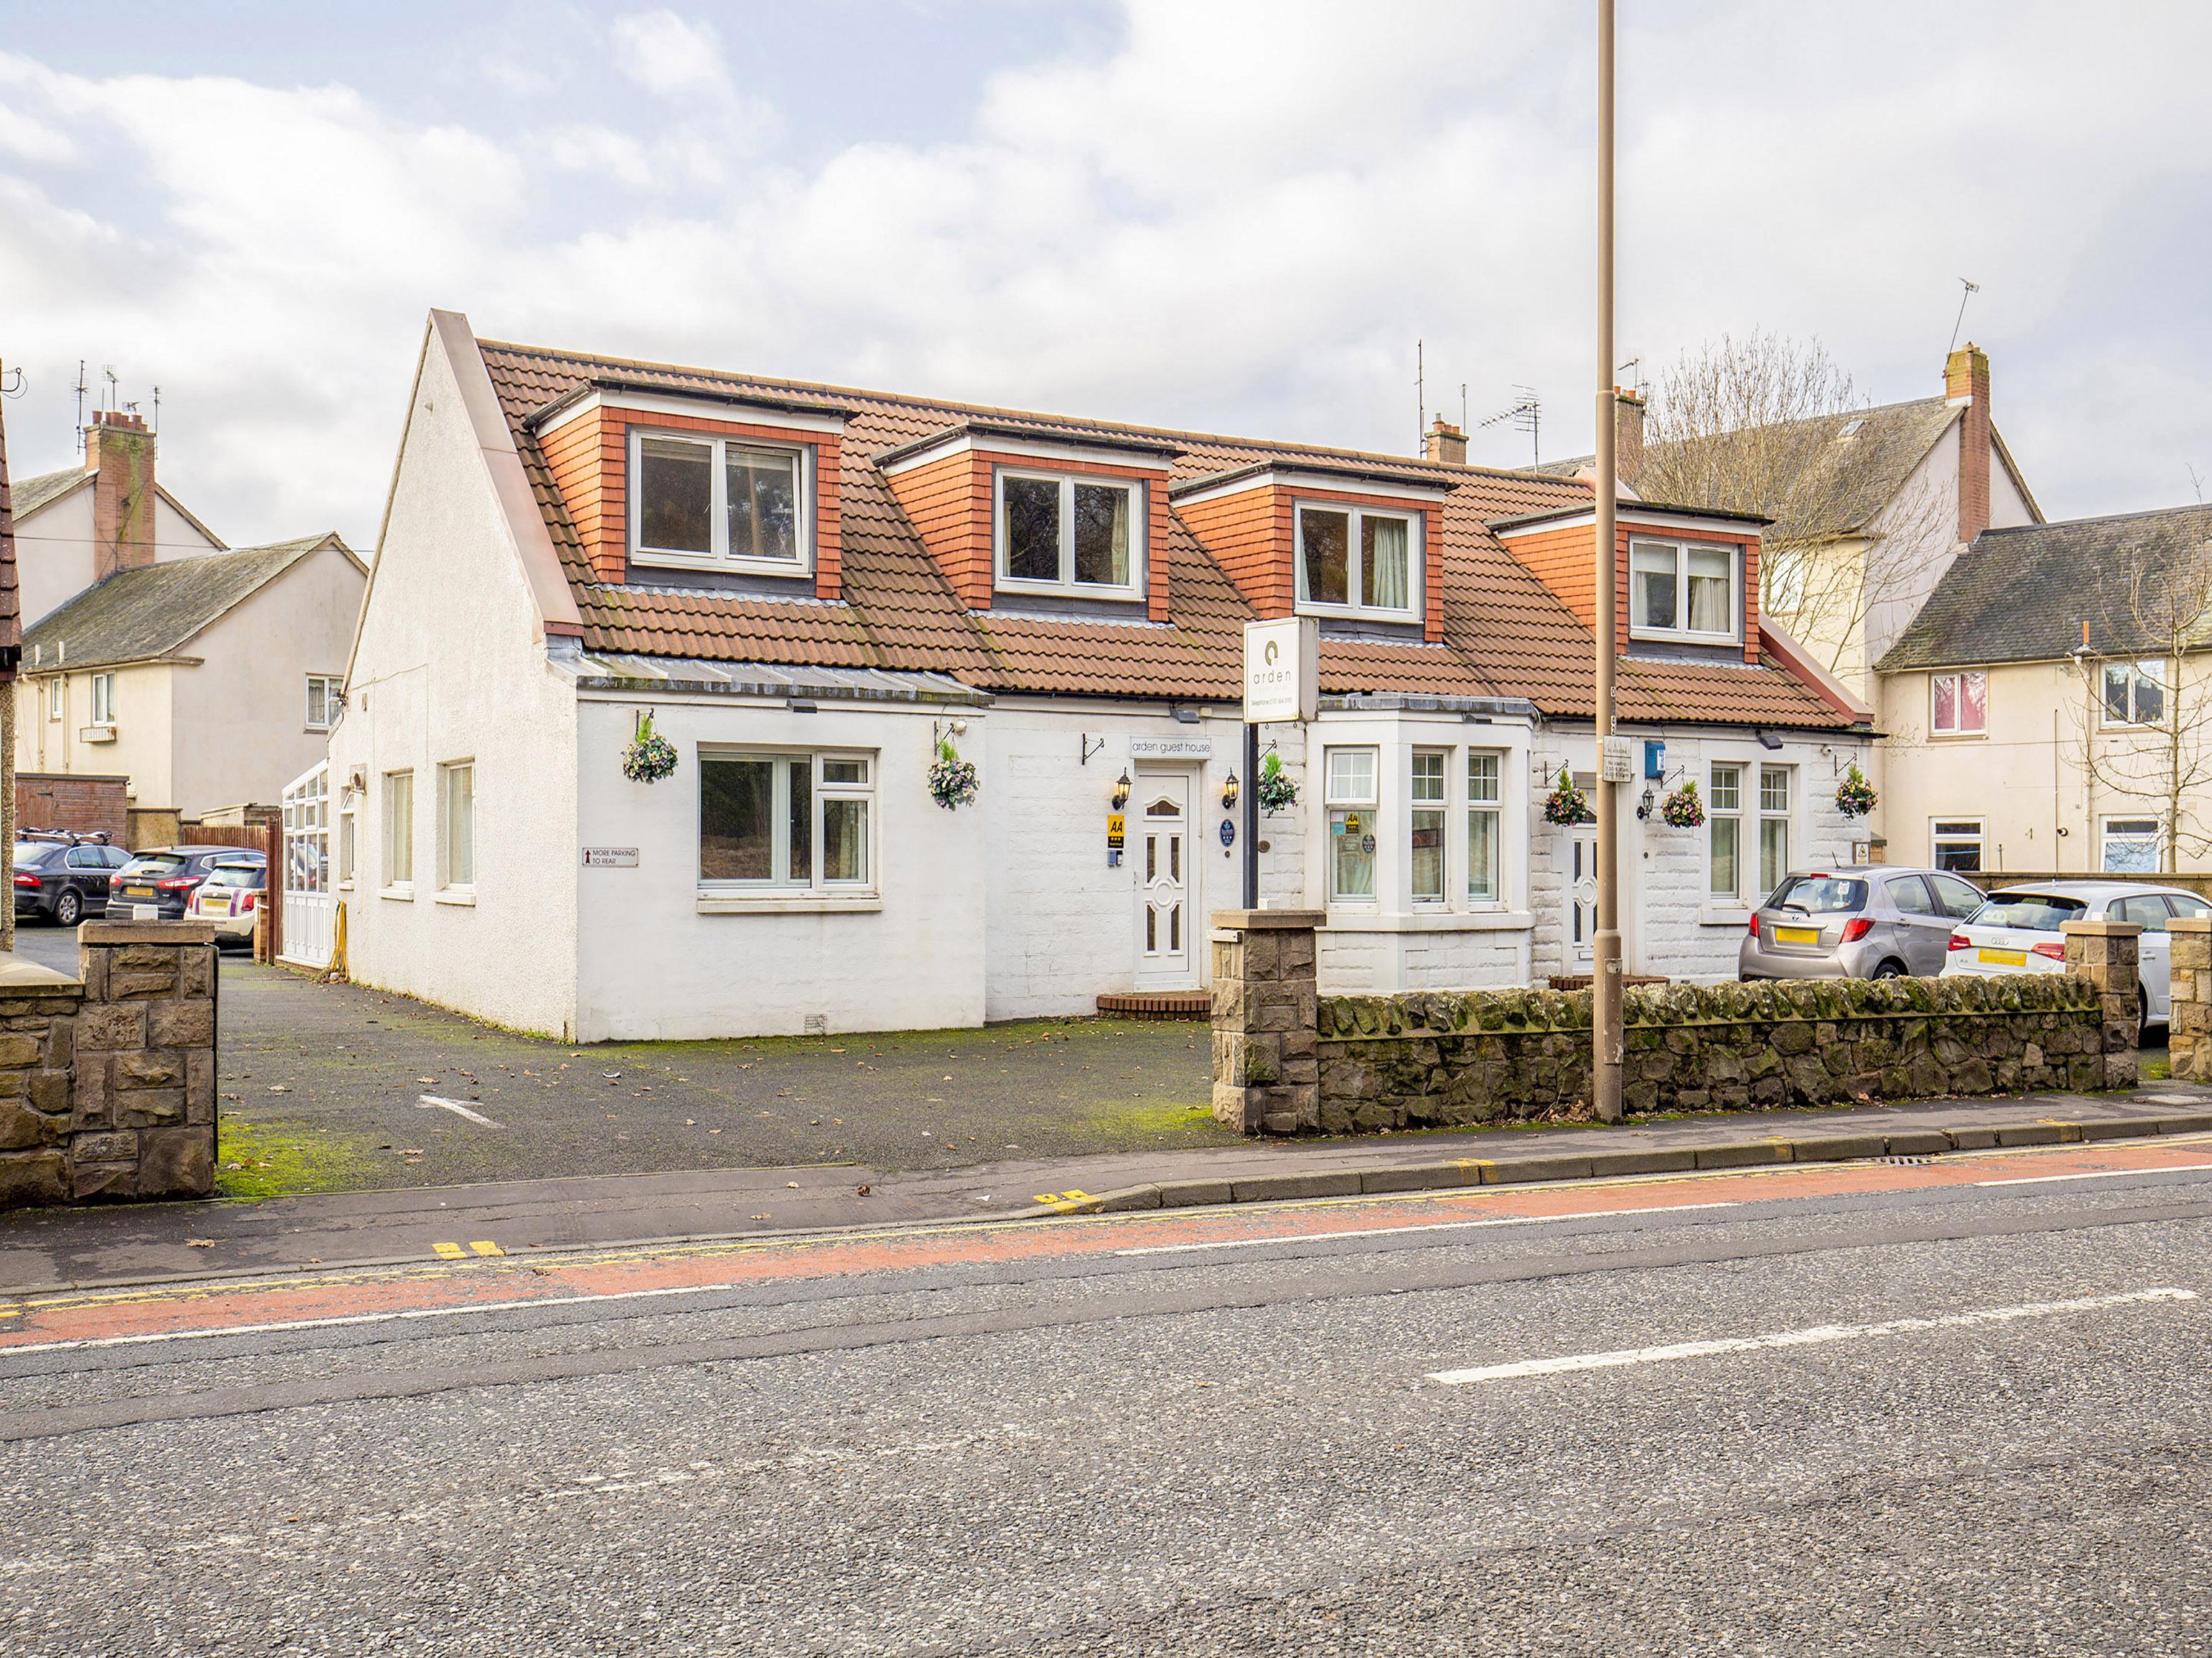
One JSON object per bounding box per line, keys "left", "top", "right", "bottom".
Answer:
{"left": 980, "top": 699, "right": 1246, "bottom": 1020}
{"left": 573, "top": 694, "right": 988, "bottom": 1039}
{"left": 330, "top": 331, "right": 581, "bottom": 1038}
{"left": 168, "top": 546, "right": 364, "bottom": 815}
{"left": 13, "top": 487, "right": 96, "bottom": 630}
{"left": 12, "top": 662, "right": 175, "bottom": 805}
{"left": 153, "top": 495, "right": 223, "bottom": 560}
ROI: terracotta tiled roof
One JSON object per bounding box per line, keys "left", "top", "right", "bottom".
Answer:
{"left": 475, "top": 339, "right": 1858, "bottom": 730}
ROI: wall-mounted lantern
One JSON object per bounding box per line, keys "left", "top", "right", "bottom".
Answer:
{"left": 1111, "top": 770, "right": 1131, "bottom": 811}
{"left": 1221, "top": 771, "right": 1239, "bottom": 812}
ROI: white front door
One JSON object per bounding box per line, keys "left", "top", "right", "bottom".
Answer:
{"left": 1567, "top": 827, "right": 1597, "bottom": 969}
{"left": 1136, "top": 771, "right": 1195, "bottom": 989}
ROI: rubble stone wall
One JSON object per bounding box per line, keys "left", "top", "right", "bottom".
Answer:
{"left": 1212, "top": 912, "right": 2138, "bottom": 1137}
{"left": 0, "top": 920, "right": 219, "bottom": 1207}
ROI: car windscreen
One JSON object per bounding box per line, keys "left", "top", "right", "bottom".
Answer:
{"left": 1766, "top": 876, "right": 1868, "bottom": 915}
{"left": 119, "top": 854, "right": 190, "bottom": 879}
{"left": 1968, "top": 894, "right": 2088, "bottom": 931}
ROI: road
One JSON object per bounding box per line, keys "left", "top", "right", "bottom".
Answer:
{"left": 1, "top": 1140, "right": 2208, "bottom": 1654}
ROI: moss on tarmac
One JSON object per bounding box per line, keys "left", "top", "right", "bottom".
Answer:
{"left": 206, "top": 960, "right": 1230, "bottom": 1198}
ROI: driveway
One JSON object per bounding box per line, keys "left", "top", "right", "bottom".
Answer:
{"left": 9, "top": 920, "right": 1225, "bottom": 1197}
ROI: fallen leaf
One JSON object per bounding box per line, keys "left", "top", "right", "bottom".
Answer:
{"left": 856, "top": 1184, "right": 872, "bottom": 1197}
{"left": 268, "top": 1084, "right": 290, "bottom": 1095}
{"left": 751, "top": 1213, "right": 771, "bottom": 1220}
{"left": 416, "top": 1077, "right": 438, "bottom": 1085}
{"left": 786, "top": 1181, "right": 801, "bottom": 1189}
{"left": 184, "top": 1238, "right": 216, "bottom": 1248}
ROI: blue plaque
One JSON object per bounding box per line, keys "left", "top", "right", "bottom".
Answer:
{"left": 1218, "top": 818, "right": 1236, "bottom": 847}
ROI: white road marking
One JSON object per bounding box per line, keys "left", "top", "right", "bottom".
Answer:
{"left": 1975, "top": 1161, "right": 2212, "bottom": 1187}
{"left": 1426, "top": 1287, "right": 2199, "bottom": 1385}
{"left": 1113, "top": 1201, "right": 1738, "bottom": 1256}
{"left": 417, "top": 1095, "right": 500, "bottom": 1127}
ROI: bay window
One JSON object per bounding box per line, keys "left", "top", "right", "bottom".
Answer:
{"left": 1324, "top": 747, "right": 1379, "bottom": 901}
{"left": 701, "top": 751, "right": 874, "bottom": 892}
{"left": 1467, "top": 751, "right": 1501, "bottom": 903}
{"left": 631, "top": 430, "right": 809, "bottom": 575}
{"left": 1931, "top": 669, "right": 1987, "bottom": 735}
{"left": 996, "top": 471, "right": 1143, "bottom": 596}
{"left": 1410, "top": 749, "right": 1447, "bottom": 904}
{"left": 1296, "top": 504, "right": 1418, "bottom": 618}
{"left": 1630, "top": 538, "right": 1738, "bottom": 642}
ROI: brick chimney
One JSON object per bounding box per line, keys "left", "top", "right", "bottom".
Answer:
{"left": 1945, "top": 343, "right": 1990, "bottom": 546}
{"left": 86, "top": 409, "right": 155, "bottom": 581}
{"left": 1423, "top": 415, "right": 1467, "bottom": 466}
{"left": 1613, "top": 386, "right": 1646, "bottom": 486}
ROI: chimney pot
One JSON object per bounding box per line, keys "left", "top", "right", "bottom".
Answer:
{"left": 1423, "top": 416, "right": 1467, "bottom": 466}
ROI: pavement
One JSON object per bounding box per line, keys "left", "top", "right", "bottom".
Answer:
{"left": 1, "top": 1138, "right": 2208, "bottom": 1654}
{"left": 5, "top": 1082, "right": 2210, "bottom": 1292}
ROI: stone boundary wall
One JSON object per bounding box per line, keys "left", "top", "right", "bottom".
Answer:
{"left": 0, "top": 920, "right": 219, "bottom": 1207}
{"left": 2168, "top": 915, "right": 2212, "bottom": 1079}
{"left": 1212, "top": 912, "right": 2139, "bottom": 1137}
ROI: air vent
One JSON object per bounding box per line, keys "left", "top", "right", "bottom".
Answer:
{"left": 802, "top": 1013, "right": 828, "bottom": 1037}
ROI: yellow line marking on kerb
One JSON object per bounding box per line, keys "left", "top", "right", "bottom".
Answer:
{"left": 469, "top": 1241, "right": 504, "bottom": 1257}
{"left": 432, "top": 1243, "right": 467, "bottom": 1260}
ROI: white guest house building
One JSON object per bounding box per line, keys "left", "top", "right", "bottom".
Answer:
{"left": 325, "top": 312, "right": 1872, "bottom": 1040}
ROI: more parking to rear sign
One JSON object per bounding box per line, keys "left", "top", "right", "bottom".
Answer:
{"left": 581, "top": 847, "right": 639, "bottom": 868}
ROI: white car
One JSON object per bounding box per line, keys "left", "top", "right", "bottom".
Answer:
{"left": 1940, "top": 880, "right": 2211, "bottom": 1034}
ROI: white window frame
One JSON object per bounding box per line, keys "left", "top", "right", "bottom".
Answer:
{"left": 1708, "top": 762, "right": 1744, "bottom": 902}
{"left": 1931, "top": 818, "right": 1986, "bottom": 872}
{"left": 2100, "top": 815, "right": 2162, "bottom": 874}
{"left": 381, "top": 769, "right": 414, "bottom": 894}
{"left": 438, "top": 761, "right": 475, "bottom": 894}
{"left": 1466, "top": 749, "right": 1504, "bottom": 907}
{"left": 1757, "top": 764, "right": 1793, "bottom": 899}
{"left": 305, "top": 674, "right": 342, "bottom": 732}
{"left": 337, "top": 803, "right": 357, "bottom": 889}
{"left": 627, "top": 427, "right": 815, "bottom": 577}
{"left": 1323, "top": 746, "right": 1381, "bottom": 904}
{"left": 699, "top": 749, "right": 876, "bottom": 897}
{"left": 992, "top": 468, "right": 1146, "bottom": 599}
{"left": 1628, "top": 536, "right": 1741, "bottom": 645}
{"left": 1930, "top": 669, "right": 1989, "bottom": 736}
{"left": 89, "top": 672, "right": 114, "bottom": 728}
{"left": 1294, "top": 502, "right": 1422, "bottom": 622}
{"left": 2100, "top": 659, "right": 2167, "bottom": 729}
{"left": 1409, "top": 747, "right": 1449, "bottom": 907}
{"left": 45, "top": 678, "right": 62, "bottom": 721}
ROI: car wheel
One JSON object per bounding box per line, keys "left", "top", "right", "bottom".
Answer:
{"left": 53, "top": 889, "right": 81, "bottom": 928}
{"left": 1872, "top": 959, "right": 1908, "bottom": 979}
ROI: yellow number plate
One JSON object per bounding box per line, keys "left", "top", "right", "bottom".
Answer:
{"left": 1979, "top": 946, "right": 2028, "bottom": 966}
{"left": 1774, "top": 925, "right": 1819, "bottom": 945}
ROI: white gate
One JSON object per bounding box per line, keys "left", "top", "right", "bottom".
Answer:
{"left": 280, "top": 761, "right": 335, "bottom": 970}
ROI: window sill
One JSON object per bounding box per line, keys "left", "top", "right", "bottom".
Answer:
{"left": 337, "top": 880, "right": 355, "bottom": 892}
{"left": 1323, "top": 910, "right": 1535, "bottom": 934}
{"left": 434, "top": 888, "right": 476, "bottom": 907}
{"left": 380, "top": 884, "right": 415, "bottom": 902}
{"left": 993, "top": 578, "right": 1145, "bottom": 604}
{"left": 633, "top": 548, "right": 813, "bottom": 581}
{"left": 1700, "top": 903, "right": 1753, "bottom": 927}
{"left": 697, "top": 891, "right": 882, "bottom": 915}
{"left": 1928, "top": 730, "right": 1987, "bottom": 740}
{"left": 1296, "top": 602, "right": 1420, "bottom": 626}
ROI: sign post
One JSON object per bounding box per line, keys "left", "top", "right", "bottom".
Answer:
{"left": 1242, "top": 618, "right": 1318, "bottom": 909}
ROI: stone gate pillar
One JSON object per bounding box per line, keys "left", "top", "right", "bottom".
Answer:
{"left": 2062, "top": 918, "right": 2141, "bottom": 1091}
{"left": 1210, "top": 910, "right": 1323, "bottom": 1135}
{"left": 2167, "top": 915, "right": 2211, "bottom": 1080}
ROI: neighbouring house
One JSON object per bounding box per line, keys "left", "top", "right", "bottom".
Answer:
{"left": 15, "top": 534, "right": 366, "bottom": 822}
{"left": 1876, "top": 503, "right": 2212, "bottom": 875}
{"left": 6, "top": 408, "right": 366, "bottom": 832}
{"left": 323, "top": 310, "right": 1872, "bottom": 1041}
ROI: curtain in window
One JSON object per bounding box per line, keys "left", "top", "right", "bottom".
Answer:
{"left": 1685, "top": 548, "right": 1731, "bottom": 632}
{"left": 1073, "top": 484, "right": 1130, "bottom": 586}
{"left": 1362, "top": 516, "right": 1410, "bottom": 610}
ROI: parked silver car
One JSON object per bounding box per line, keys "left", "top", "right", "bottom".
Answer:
{"left": 1739, "top": 866, "right": 1987, "bottom": 981}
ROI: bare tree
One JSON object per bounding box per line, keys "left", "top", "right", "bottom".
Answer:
{"left": 1633, "top": 331, "right": 1952, "bottom": 678}
{"left": 2067, "top": 528, "right": 2212, "bottom": 871}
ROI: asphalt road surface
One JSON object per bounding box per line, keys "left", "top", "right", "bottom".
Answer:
{"left": 1, "top": 1143, "right": 2208, "bottom": 1654}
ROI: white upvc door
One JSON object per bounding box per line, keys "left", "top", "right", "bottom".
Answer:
{"left": 1567, "top": 826, "right": 1598, "bottom": 970}
{"left": 1135, "top": 771, "right": 1196, "bottom": 989}
{"left": 279, "top": 761, "right": 335, "bottom": 970}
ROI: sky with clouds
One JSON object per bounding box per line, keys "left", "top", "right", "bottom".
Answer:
{"left": 1, "top": 0, "right": 2206, "bottom": 550}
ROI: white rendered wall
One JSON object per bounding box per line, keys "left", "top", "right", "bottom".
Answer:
{"left": 330, "top": 334, "right": 581, "bottom": 1038}
{"left": 153, "top": 495, "right": 222, "bottom": 560}
{"left": 12, "top": 663, "right": 175, "bottom": 807}
{"left": 981, "top": 700, "right": 1245, "bottom": 1020}
{"left": 574, "top": 695, "right": 987, "bottom": 1040}
{"left": 168, "top": 546, "right": 366, "bottom": 815}
{"left": 14, "top": 489, "right": 96, "bottom": 630}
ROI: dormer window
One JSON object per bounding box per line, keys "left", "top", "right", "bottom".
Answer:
{"left": 1629, "top": 537, "right": 1739, "bottom": 643}
{"left": 1295, "top": 503, "right": 1419, "bottom": 619}
{"left": 630, "top": 430, "right": 812, "bottom": 576}
{"left": 995, "top": 470, "right": 1143, "bottom": 597}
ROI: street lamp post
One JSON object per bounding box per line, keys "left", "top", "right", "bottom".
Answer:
{"left": 1592, "top": 0, "right": 1624, "bottom": 1121}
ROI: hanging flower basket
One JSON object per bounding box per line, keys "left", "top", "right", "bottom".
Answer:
{"left": 622, "top": 714, "right": 679, "bottom": 784}
{"left": 1541, "top": 766, "right": 1592, "bottom": 827}
{"left": 928, "top": 737, "right": 979, "bottom": 810}
{"left": 1659, "top": 779, "right": 1706, "bottom": 830}
{"left": 1836, "top": 763, "right": 1878, "bottom": 820}
{"left": 1254, "top": 750, "right": 1299, "bottom": 814}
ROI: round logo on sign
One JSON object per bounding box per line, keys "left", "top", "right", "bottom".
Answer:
{"left": 1361, "top": 834, "right": 1377, "bottom": 855}
{"left": 1219, "top": 819, "right": 1236, "bottom": 847}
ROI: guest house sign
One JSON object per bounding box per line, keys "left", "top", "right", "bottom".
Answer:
{"left": 1242, "top": 617, "right": 1319, "bottom": 724}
